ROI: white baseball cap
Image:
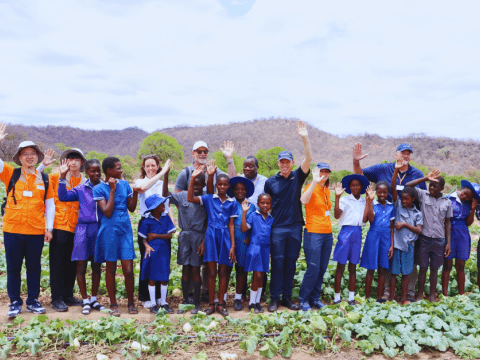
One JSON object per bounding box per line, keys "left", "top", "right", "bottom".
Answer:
{"left": 192, "top": 141, "right": 208, "bottom": 151}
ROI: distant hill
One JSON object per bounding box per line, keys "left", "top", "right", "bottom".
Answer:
{"left": 5, "top": 119, "right": 480, "bottom": 175}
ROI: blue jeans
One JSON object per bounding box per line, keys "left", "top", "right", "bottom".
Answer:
{"left": 270, "top": 223, "right": 303, "bottom": 301}
{"left": 4, "top": 232, "right": 44, "bottom": 305}
{"left": 299, "top": 230, "right": 333, "bottom": 303}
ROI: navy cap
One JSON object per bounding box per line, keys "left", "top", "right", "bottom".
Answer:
{"left": 316, "top": 162, "right": 331, "bottom": 172}
{"left": 278, "top": 151, "right": 294, "bottom": 161}
{"left": 396, "top": 143, "right": 413, "bottom": 153}
{"left": 145, "top": 194, "right": 170, "bottom": 213}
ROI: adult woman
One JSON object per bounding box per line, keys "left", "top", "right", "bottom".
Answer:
{"left": 134, "top": 155, "right": 172, "bottom": 307}
{"left": 298, "top": 162, "right": 332, "bottom": 311}
{"left": 0, "top": 124, "right": 55, "bottom": 318}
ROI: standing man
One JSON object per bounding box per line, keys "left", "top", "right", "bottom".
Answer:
{"left": 265, "top": 120, "right": 312, "bottom": 312}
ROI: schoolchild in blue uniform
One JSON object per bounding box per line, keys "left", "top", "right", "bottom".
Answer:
{"left": 441, "top": 180, "right": 480, "bottom": 296}
{"left": 58, "top": 158, "right": 106, "bottom": 315}
{"left": 93, "top": 157, "right": 139, "bottom": 316}
{"left": 139, "top": 194, "right": 176, "bottom": 314}
{"left": 333, "top": 174, "right": 370, "bottom": 305}
{"left": 226, "top": 176, "right": 256, "bottom": 311}
{"left": 389, "top": 160, "right": 423, "bottom": 305}
{"left": 187, "top": 161, "right": 237, "bottom": 316}
{"left": 360, "top": 181, "right": 395, "bottom": 302}
{"left": 241, "top": 194, "right": 273, "bottom": 314}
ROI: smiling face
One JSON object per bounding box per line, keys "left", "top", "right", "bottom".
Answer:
{"left": 243, "top": 158, "right": 258, "bottom": 180}
{"left": 192, "top": 146, "right": 208, "bottom": 165}
{"left": 107, "top": 161, "right": 123, "bottom": 180}
{"left": 257, "top": 194, "right": 272, "bottom": 214}
{"left": 349, "top": 179, "right": 362, "bottom": 197}
{"left": 428, "top": 181, "right": 444, "bottom": 198}
{"left": 66, "top": 154, "right": 84, "bottom": 173}
{"left": 19, "top": 147, "right": 38, "bottom": 167}
{"left": 216, "top": 177, "right": 230, "bottom": 195}
{"left": 86, "top": 164, "right": 102, "bottom": 184}
{"left": 193, "top": 177, "right": 205, "bottom": 196}
{"left": 395, "top": 150, "right": 412, "bottom": 165}
{"left": 376, "top": 184, "right": 389, "bottom": 203}
{"left": 401, "top": 192, "right": 415, "bottom": 208}
{"left": 277, "top": 159, "right": 294, "bottom": 176}
{"left": 144, "top": 158, "right": 159, "bottom": 179}
{"left": 233, "top": 182, "right": 247, "bottom": 202}
{"left": 319, "top": 169, "right": 330, "bottom": 179}
{"left": 459, "top": 187, "right": 474, "bottom": 202}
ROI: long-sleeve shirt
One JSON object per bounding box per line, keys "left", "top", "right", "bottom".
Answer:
{"left": 58, "top": 179, "right": 103, "bottom": 224}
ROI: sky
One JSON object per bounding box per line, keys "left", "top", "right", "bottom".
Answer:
{"left": 1, "top": 0, "right": 479, "bottom": 139}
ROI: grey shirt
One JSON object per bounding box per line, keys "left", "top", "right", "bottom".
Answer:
{"left": 393, "top": 198, "right": 423, "bottom": 252}
{"left": 174, "top": 162, "right": 225, "bottom": 194}
{"left": 169, "top": 191, "right": 207, "bottom": 233}
{"left": 415, "top": 188, "right": 453, "bottom": 239}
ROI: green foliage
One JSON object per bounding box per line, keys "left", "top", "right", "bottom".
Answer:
{"left": 329, "top": 169, "right": 354, "bottom": 184}
{"left": 137, "top": 132, "right": 183, "bottom": 168}
{"left": 255, "top": 146, "right": 286, "bottom": 178}
{"left": 212, "top": 150, "right": 245, "bottom": 175}
{"left": 409, "top": 161, "right": 429, "bottom": 176}
{"left": 55, "top": 143, "right": 70, "bottom": 152}
{"left": 85, "top": 150, "right": 108, "bottom": 163}
{"left": 116, "top": 155, "right": 137, "bottom": 182}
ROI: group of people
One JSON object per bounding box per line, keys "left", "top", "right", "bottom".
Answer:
{"left": 1, "top": 121, "right": 480, "bottom": 319}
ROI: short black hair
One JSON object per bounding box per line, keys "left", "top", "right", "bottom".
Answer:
{"left": 66, "top": 153, "right": 83, "bottom": 160}
{"left": 245, "top": 156, "right": 259, "bottom": 167}
{"left": 195, "top": 172, "right": 206, "bottom": 185}
{"left": 102, "top": 157, "right": 120, "bottom": 174}
{"left": 217, "top": 173, "right": 230, "bottom": 183}
{"left": 376, "top": 181, "right": 390, "bottom": 191}
{"left": 85, "top": 159, "right": 100, "bottom": 172}
{"left": 258, "top": 193, "right": 272, "bottom": 201}
{"left": 436, "top": 177, "right": 445, "bottom": 188}
{"left": 401, "top": 186, "right": 417, "bottom": 200}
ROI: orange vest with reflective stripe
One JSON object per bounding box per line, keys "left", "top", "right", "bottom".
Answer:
{"left": 50, "top": 172, "right": 84, "bottom": 233}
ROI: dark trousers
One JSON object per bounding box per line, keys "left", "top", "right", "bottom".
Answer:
{"left": 137, "top": 217, "right": 160, "bottom": 302}
{"left": 4, "top": 232, "right": 44, "bottom": 305}
{"left": 49, "top": 229, "right": 77, "bottom": 301}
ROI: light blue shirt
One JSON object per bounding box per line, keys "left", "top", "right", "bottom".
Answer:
{"left": 241, "top": 173, "right": 267, "bottom": 208}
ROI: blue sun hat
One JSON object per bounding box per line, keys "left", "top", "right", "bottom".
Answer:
{"left": 227, "top": 176, "right": 255, "bottom": 198}
{"left": 460, "top": 180, "right": 480, "bottom": 202}
{"left": 341, "top": 174, "right": 370, "bottom": 195}
{"left": 144, "top": 194, "right": 170, "bottom": 213}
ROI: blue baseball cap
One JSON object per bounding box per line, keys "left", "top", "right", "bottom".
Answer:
{"left": 316, "top": 162, "right": 331, "bottom": 172}
{"left": 145, "top": 194, "right": 170, "bottom": 213}
{"left": 341, "top": 174, "right": 370, "bottom": 195}
{"left": 460, "top": 180, "right": 480, "bottom": 202}
{"left": 278, "top": 151, "right": 294, "bottom": 161}
{"left": 396, "top": 143, "right": 413, "bottom": 153}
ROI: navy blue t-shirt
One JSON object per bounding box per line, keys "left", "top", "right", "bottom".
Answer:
{"left": 264, "top": 167, "right": 310, "bottom": 228}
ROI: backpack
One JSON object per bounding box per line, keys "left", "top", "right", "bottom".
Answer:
{"left": 1, "top": 168, "right": 50, "bottom": 216}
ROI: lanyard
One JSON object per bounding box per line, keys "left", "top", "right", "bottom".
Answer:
{"left": 397, "top": 172, "right": 407, "bottom": 184}
{"left": 22, "top": 168, "right": 42, "bottom": 192}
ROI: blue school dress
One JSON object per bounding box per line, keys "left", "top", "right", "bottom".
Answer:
{"left": 233, "top": 201, "right": 256, "bottom": 267}
{"left": 139, "top": 213, "right": 176, "bottom": 282}
{"left": 93, "top": 180, "right": 136, "bottom": 263}
{"left": 200, "top": 194, "right": 238, "bottom": 266}
{"left": 244, "top": 211, "right": 273, "bottom": 273}
{"left": 360, "top": 201, "right": 395, "bottom": 270}
{"left": 446, "top": 194, "right": 472, "bottom": 261}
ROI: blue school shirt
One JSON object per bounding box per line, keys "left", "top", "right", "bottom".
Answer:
{"left": 199, "top": 194, "right": 238, "bottom": 228}
{"left": 246, "top": 210, "right": 273, "bottom": 246}
{"left": 92, "top": 180, "right": 132, "bottom": 216}
{"left": 138, "top": 213, "right": 176, "bottom": 241}
{"left": 371, "top": 200, "right": 395, "bottom": 231}
{"left": 393, "top": 198, "right": 423, "bottom": 252}
{"left": 264, "top": 167, "right": 310, "bottom": 228}
{"left": 363, "top": 162, "right": 426, "bottom": 202}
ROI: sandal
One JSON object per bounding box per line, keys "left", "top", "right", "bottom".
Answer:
{"left": 128, "top": 302, "right": 138, "bottom": 315}
{"left": 203, "top": 303, "right": 215, "bottom": 315}
{"left": 109, "top": 304, "right": 120, "bottom": 317}
{"left": 90, "top": 301, "right": 105, "bottom": 311}
{"left": 216, "top": 303, "right": 229, "bottom": 317}
{"left": 81, "top": 304, "right": 91, "bottom": 315}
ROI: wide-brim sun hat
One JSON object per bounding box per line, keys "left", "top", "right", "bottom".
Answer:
{"left": 341, "top": 174, "right": 370, "bottom": 195}
{"left": 60, "top": 148, "right": 87, "bottom": 172}
{"left": 13, "top": 141, "right": 44, "bottom": 166}
{"left": 227, "top": 176, "right": 255, "bottom": 199}
{"left": 460, "top": 180, "right": 480, "bottom": 202}
{"left": 145, "top": 194, "right": 170, "bottom": 213}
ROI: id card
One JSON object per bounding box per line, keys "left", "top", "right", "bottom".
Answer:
{"left": 36, "top": 185, "right": 45, "bottom": 190}
{"left": 396, "top": 185, "right": 405, "bottom": 191}
{"left": 23, "top": 191, "right": 33, "bottom": 197}
{"left": 325, "top": 210, "right": 331, "bottom": 216}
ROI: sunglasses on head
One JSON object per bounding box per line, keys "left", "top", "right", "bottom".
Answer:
{"left": 142, "top": 154, "right": 157, "bottom": 159}
{"left": 195, "top": 149, "right": 208, "bottom": 154}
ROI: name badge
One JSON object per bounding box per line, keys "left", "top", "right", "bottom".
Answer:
{"left": 37, "top": 185, "right": 45, "bottom": 190}
{"left": 396, "top": 185, "right": 405, "bottom": 191}
{"left": 23, "top": 191, "right": 33, "bottom": 197}
{"left": 325, "top": 210, "right": 331, "bottom": 216}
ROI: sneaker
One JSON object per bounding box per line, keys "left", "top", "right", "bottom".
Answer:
{"left": 281, "top": 298, "right": 300, "bottom": 310}
{"left": 51, "top": 299, "right": 68, "bottom": 312}
{"left": 143, "top": 301, "right": 151, "bottom": 309}
{"left": 150, "top": 305, "right": 160, "bottom": 314}
{"left": 26, "top": 300, "right": 46, "bottom": 314}
{"left": 190, "top": 305, "right": 201, "bottom": 315}
{"left": 64, "top": 297, "right": 83, "bottom": 306}
{"left": 248, "top": 303, "right": 256, "bottom": 312}
{"left": 267, "top": 299, "right": 278, "bottom": 312}
{"left": 299, "top": 301, "right": 312, "bottom": 311}
{"left": 255, "top": 303, "right": 264, "bottom": 313}
{"left": 161, "top": 304, "right": 174, "bottom": 314}
{"left": 8, "top": 301, "right": 22, "bottom": 319}
{"left": 310, "top": 300, "right": 326, "bottom": 309}
{"left": 234, "top": 299, "right": 243, "bottom": 311}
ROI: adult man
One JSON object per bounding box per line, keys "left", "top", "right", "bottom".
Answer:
{"left": 264, "top": 120, "right": 312, "bottom": 312}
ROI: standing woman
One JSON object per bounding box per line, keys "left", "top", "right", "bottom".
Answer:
{"left": 298, "top": 163, "right": 332, "bottom": 311}
{"left": 134, "top": 155, "right": 171, "bottom": 308}
{"left": 0, "top": 124, "right": 55, "bottom": 318}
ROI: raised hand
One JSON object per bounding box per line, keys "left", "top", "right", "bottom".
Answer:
{"left": 192, "top": 165, "right": 205, "bottom": 178}
{"left": 206, "top": 159, "right": 217, "bottom": 176}
{"left": 108, "top": 177, "right": 117, "bottom": 191}
{"left": 42, "top": 149, "right": 56, "bottom": 166}
{"left": 242, "top": 199, "right": 251, "bottom": 212}
{"left": 220, "top": 141, "right": 235, "bottom": 159}
{"left": 335, "top": 182, "right": 345, "bottom": 196}
{"left": 0, "top": 124, "right": 8, "bottom": 142}
{"left": 59, "top": 159, "right": 69, "bottom": 178}
{"left": 163, "top": 159, "right": 172, "bottom": 172}
{"left": 353, "top": 143, "right": 368, "bottom": 161}
{"left": 366, "top": 185, "right": 376, "bottom": 200}
{"left": 296, "top": 120, "right": 308, "bottom": 138}
{"left": 472, "top": 197, "right": 478, "bottom": 211}
{"left": 426, "top": 169, "right": 441, "bottom": 182}
{"left": 394, "top": 159, "right": 406, "bottom": 169}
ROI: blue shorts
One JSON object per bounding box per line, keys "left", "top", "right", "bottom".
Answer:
{"left": 360, "top": 228, "right": 391, "bottom": 270}
{"left": 332, "top": 226, "right": 362, "bottom": 265}
{"left": 389, "top": 245, "right": 414, "bottom": 275}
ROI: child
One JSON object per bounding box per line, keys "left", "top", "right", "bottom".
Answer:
{"left": 187, "top": 161, "right": 237, "bottom": 316}
{"left": 404, "top": 168, "right": 452, "bottom": 302}
{"left": 58, "top": 158, "right": 106, "bottom": 315}
{"left": 240, "top": 194, "right": 273, "bottom": 313}
{"left": 389, "top": 160, "right": 423, "bottom": 304}
{"left": 333, "top": 174, "right": 370, "bottom": 305}
{"left": 93, "top": 157, "right": 139, "bottom": 316}
{"left": 441, "top": 181, "right": 479, "bottom": 296}
{"left": 139, "top": 194, "right": 176, "bottom": 314}
{"left": 163, "top": 164, "right": 208, "bottom": 315}
{"left": 360, "top": 181, "right": 395, "bottom": 302}
{"left": 226, "top": 176, "right": 256, "bottom": 311}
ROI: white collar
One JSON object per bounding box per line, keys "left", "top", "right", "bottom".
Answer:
{"left": 213, "top": 194, "right": 234, "bottom": 202}
{"left": 255, "top": 210, "right": 272, "bottom": 218}
{"left": 146, "top": 212, "right": 167, "bottom": 222}
{"left": 348, "top": 194, "right": 365, "bottom": 201}
{"left": 373, "top": 200, "right": 392, "bottom": 205}
{"left": 451, "top": 191, "right": 462, "bottom": 204}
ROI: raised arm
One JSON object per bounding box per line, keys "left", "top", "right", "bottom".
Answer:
{"left": 240, "top": 200, "right": 251, "bottom": 232}
{"left": 187, "top": 167, "right": 205, "bottom": 203}
{"left": 162, "top": 168, "right": 171, "bottom": 197}
{"left": 300, "top": 167, "right": 325, "bottom": 205}
{"left": 297, "top": 121, "right": 312, "bottom": 174}
{"left": 221, "top": 141, "right": 237, "bottom": 178}
{"left": 58, "top": 159, "right": 79, "bottom": 202}
{"left": 97, "top": 179, "right": 116, "bottom": 218}
{"left": 466, "top": 197, "right": 478, "bottom": 226}
{"left": 363, "top": 185, "right": 375, "bottom": 223}
{"left": 352, "top": 143, "right": 368, "bottom": 175}
{"left": 391, "top": 160, "right": 403, "bottom": 202}
{"left": 405, "top": 169, "right": 441, "bottom": 188}
{"left": 138, "top": 159, "right": 171, "bottom": 192}
{"left": 334, "top": 182, "right": 345, "bottom": 219}
{"left": 206, "top": 159, "right": 216, "bottom": 194}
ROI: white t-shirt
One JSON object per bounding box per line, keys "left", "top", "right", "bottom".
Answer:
{"left": 135, "top": 178, "right": 170, "bottom": 217}
{"left": 338, "top": 194, "right": 366, "bottom": 227}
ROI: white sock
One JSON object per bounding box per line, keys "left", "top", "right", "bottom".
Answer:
{"left": 161, "top": 284, "right": 168, "bottom": 306}
{"left": 255, "top": 288, "right": 263, "bottom": 304}
{"left": 148, "top": 285, "right": 156, "bottom": 305}
{"left": 334, "top": 293, "right": 341, "bottom": 302}
{"left": 235, "top": 293, "right": 242, "bottom": 301}
{"left": 224, "top": 293, "right": 227, "bottom": 302}
{"left": 249, "top": 290, "right": 257, "bottom": 305}
{"left": 349, "top": 291, "right": 355, "bottom": 301}
{"left": 83, "top": 298, "right": 90, "bottom": 305}
{"left": 90, "top": 296, "right": 97, "bottom": 303}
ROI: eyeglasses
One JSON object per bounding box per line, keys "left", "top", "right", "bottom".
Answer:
{"left": 20, "top": 152, "right": 37, "bottom": 157}
{"left": 195, "top": 149, "right": 208, "bottom": 154}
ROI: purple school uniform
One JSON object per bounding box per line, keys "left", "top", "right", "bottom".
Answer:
{"left": 58, "top": 179, "right": 103, "bottom": 261}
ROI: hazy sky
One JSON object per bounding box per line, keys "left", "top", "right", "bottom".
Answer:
{"left": 1, "top": 0, "right": 479, "bottom": 139}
